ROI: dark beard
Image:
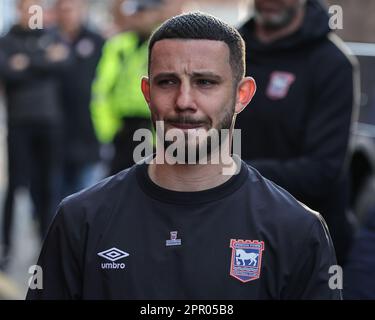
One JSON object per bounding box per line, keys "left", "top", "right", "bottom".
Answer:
{"left": 255, "top": 5, "right": 300, "bottom": 30}
{"left": 154, "top": 107, "right": 234, "bottom": 164}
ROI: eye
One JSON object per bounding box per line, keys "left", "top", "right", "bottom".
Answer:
{"left": 196, "top": 79, "right": 217, "bottom": 87}
{"left": 157, "top": 79, "right": 177, "bottom": 87}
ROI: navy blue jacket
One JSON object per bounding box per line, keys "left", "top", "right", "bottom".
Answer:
{"left": 26, "top": 160, "right": 341, "bottom": 299}
{"left": 57, "top": 26, "right": 104, "bottom": 165}
{"left": 0, "top": 25, "right": 71, "bottom": 125}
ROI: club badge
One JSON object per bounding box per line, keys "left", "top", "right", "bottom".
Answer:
{"left": 266, "top": 71, "right": 295, "bottom": 100}
{"left": 230, "top": 239, "right": 265, "bottom": 283}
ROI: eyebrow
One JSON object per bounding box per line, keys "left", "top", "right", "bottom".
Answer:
{"left": 152, "top": 71, "right": 223, "bottom": 82}
{"left": 191, "top": 72, "right": 223, "bottom": 81}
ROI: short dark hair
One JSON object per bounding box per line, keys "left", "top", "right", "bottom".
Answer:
{"left": 148, "top": 12, "right": 246, "bottom": 84}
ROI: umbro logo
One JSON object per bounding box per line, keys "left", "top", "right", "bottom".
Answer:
{"left": 98, "top": 247, "right": 130, "bottom": 269}
{"left": 98, "top": 248, "right": 129, "bottom": 262}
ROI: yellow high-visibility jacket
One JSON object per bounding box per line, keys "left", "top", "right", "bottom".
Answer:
{"left": 91, "top": 32, "right": 150, "bottom": 143}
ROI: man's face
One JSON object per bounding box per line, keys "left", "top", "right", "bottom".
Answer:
{"left": 254, "top": 0, "right": 305, "bottom": 29}
{"left": 18, "top": 0, "right": 41, "bottom": 26}
{"left": 114, "top": 0, "right": 163, "bottom": 34}
{"left": 56, "top": 0, "right": 85, "bottom": 32}
{"left": 142, "top": 39, "right": 238, "bottom": 159}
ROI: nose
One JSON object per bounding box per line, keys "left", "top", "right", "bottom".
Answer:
{"left": 175, "top": 82, "right": 196, "bottom": 112}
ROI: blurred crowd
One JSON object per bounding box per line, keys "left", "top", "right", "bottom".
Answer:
{"left": 0, "top": 0, "right": 183, "bottom": 264}
{"left": 0, "top": 0, "right": 374, "bottom": 299}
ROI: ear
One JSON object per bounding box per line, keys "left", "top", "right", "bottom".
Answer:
{"left": 234, "top": 77, "right": 257, "bottom": 114}
{"left": 141, "top": 76, "right": 151, "bottom": 105}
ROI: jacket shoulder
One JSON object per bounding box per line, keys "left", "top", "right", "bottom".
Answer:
{"left": 246, "top": 164, "right": 323, "bottom": 229}
{"left": 105, "top": 32, "right": 138, "bottom": 50}
{"left": 81, "top": 27, "right": 105, "bottom": 44}
{"left": 311, "top": 33, "right": 358, "bottom": 69}
{"left": 59, "top": 166, "right": 135, "bottom": 222}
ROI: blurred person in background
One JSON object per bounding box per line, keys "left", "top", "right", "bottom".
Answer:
{"left": 343, "top": 205, "right": 375, "bottom": 299}
{"left": 55, "top": 0, "right": 105, "bottom": 197}
{"left": 237, "top": 0, "right": 359, "bottom": 265}
{"left": 91, "top": 0, "right": 182, "bottom": 175}
{"left": 0, "top": 0, "right": 71, "bottom": 269}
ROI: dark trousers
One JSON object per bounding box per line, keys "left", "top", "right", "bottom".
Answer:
{"left": 2, "top": 123, "right": 63, "bottom": 255}
{"left": 110, "top": 117, "right": 152, "bottom": 175}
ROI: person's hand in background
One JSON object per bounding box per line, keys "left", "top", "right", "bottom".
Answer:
{"left": 46, "top": 43, "right": 69, "bottom": 62}
{"left": 9, "top": 53, "right": 30, "bottom": 71}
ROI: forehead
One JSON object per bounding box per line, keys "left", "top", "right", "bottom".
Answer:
{"left": 19, "top": 0, "right": 40, "bottom": 7}
{"left": 149, "top": 39, "right": 232, "bottom": 76}
{"left": 57, "top": 0, "right": 83, "bottom": 9}
{"left": 255, "top": 0, "right": 299, "bottom": 6}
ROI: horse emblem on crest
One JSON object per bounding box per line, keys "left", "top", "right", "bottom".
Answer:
{"left": 229, "top": 239, "right": 265, "bottom": 283}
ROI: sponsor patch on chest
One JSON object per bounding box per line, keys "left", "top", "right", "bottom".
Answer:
{"left": 229, "top": 239, "right": 265, "bottom": 283}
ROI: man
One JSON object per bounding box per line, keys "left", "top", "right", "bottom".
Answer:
{"left": 0, "top": 0, "right": 70, "bottom": 268}
{"left": 91, "top": 0, "right": 169, "bottom": 175}
{"left": 27, "top": 12, "right": 340, "bottom": 300}
{"left": 55, "top": 0, "right": 105, "bottom": 197}
{"left": 237, "top": 0, "right": 359, "bottom": 265}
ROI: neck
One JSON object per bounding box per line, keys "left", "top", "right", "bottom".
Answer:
{"left": 61, "top": 25, "right": 81, "bottom": 41}
{"left": 18, "top": 20, "right": 30, "bottom": 30}
{"left": 148, "top": 147, "right": 238, "bottom": 192}
{"left": 255, "top": 8, "right": 305, "bottom": 44}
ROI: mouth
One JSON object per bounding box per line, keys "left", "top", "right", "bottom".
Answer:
{"left": 257, "top": 1, "right": 283, "bottom": 14}
{"left": 167, "top": 121, "right": 207, "bottom": 131}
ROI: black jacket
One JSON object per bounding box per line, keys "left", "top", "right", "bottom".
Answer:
{"left": 58, "top": 26, "right": 104, "bottom": 165}
{"left": 238, "top": 0, "right": 359, "bottom": 263}
{"left": 0, "top": 25, "right": 71, "bottom": 125}
{"left": 26, "top": 160, "right": 341, "bottom": 299}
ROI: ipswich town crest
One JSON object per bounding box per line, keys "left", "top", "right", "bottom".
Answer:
{"left": 266, "top": 71, "right": 295, "bottom": 100}
{"left": 229, "top": 239, "right": 265, "bottom": 283}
